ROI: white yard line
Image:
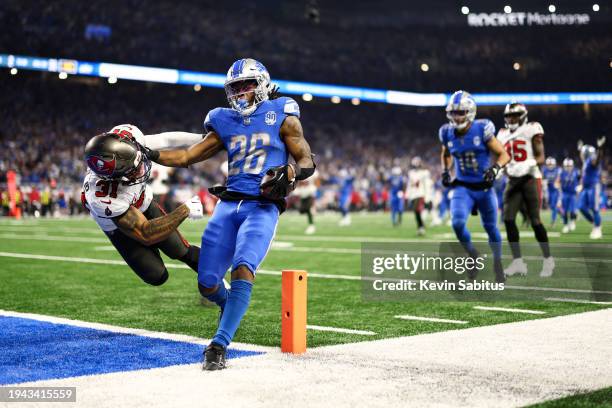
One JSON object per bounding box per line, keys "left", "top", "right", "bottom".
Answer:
{"left": 473, "top": 306, "right": 546, "bottom": 315}
{"left": 306, "top": 325, "right": 376, "bottom": 336}
{"left": 0, "top": 309, "right": 273, "bottom": 353}
{"left": 394, "top": 315, "right": 469, "bottom": 324}
{"left": 11, "top": 309, "right": 610, "bottom": 407}
{"left": 544, "top": 297, "right": 612, "bottom": 305}
{"left": 1, "top": 251, "right": 611, "bottom": 295}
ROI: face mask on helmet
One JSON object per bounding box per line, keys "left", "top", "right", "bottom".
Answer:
{"left": 224, "top": 59, "right": 271, "bottom": 116}
{"left": 122, "top": 149, "right": 152, "bottom": 186}
{"left": 446, "top": 92, "right": 476, "bottom": 131}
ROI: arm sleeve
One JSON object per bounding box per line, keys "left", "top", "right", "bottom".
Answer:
{"left": 142, "top": 132, "right": 203, "bottom": 150}
{"left": 483, "top": 120, "right": 496, "bottom": 142}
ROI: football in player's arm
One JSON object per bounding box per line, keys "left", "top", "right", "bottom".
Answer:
{"left": 144, "top": 58, "right": 315, "bottom": 370}
{"left": 83, "top": 124, "right": 204, "bottom": 287}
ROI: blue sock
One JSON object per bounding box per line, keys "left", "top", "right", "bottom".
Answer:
{"left": 594, "top": 211, "right": 601, "bottom": 227}
{"left": 211, "top": 279, "right": 253, "bottom": 348}
{"left": 204, "top": 283, "right": 228, "bottom": 310}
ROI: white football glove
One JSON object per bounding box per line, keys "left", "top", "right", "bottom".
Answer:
{"left": 185, "top": 195, "right": 204, "bottom": 219}
{"left": 597, "top": 136, "right": 606, "bottom": 148}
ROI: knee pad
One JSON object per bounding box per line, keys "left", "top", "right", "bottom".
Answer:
{"left": 144, "top": 269, "right": 169, "bottom": 286}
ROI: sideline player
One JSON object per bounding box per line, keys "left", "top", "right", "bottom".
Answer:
{"left": 144, "top": 59, "right": 316, "bottom": 370}
{"left": 407, "top": 157, "right": 430, "bottom": 235}
{"left": 439, "top": 91, "right": 510, "bottom": 282}
{"left": 497, "top": 103, "right": 554, "bottom": 277}
{"left": 338, "top": 168, "right": 354, "bottom": 226}
{"left": 294, "top": 168, "right": 319, "bottom": 234}
{"left": 388, "top": 166, "right": 405, "bottom": 226}
{"left": 82, "top": 125, "right": 204, "bottom": 286}
{"left": 542, "top": 157, "right": 561, "bottom": 227}
{"left": 577, "top": 137, "right": 606, "bottom": 239}
{"left": 560, "top": 158, "right": 579, "bottom": 233}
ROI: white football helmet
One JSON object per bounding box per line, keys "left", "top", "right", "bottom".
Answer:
{"left": 224, "top": 58, "right": 272, "bottom": 116}
{"left": 504, "top": 102, "right": 528, "bottom": 131}
{"left": 446, "top": 90, "right": 476, "bottom": 131}
{"left": 579, "top": 144, "right": 596, "bottom": 162}
{"left": 391, "top": 166, "right": 402, "bottom": 176}
{"left": 411, "top": 156, "right": 422, "bottom": 168}
{"left": 562, "top": 158, "right": 574, "bottom": 170}
{"left": 545, "top": 157, "right": 557, "bottom": 169}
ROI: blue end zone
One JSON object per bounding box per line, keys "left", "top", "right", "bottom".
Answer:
{"left": 0, "top": 316, "right": 263, "bottom": 385}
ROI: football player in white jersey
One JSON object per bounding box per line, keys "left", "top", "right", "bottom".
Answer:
{"left": 82, "top": 124, "right": 204, "bottom": 286}
{"left": 407, "top": 156, "right": 430, "bottom": 236}
{"left": 496, "top": 103, "right": 554, "bottom": 277}
{"left": 293, "top": 169, "right": 319, "bottom": 234}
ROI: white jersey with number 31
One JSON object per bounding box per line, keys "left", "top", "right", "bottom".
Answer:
{"left": 497, "top": 122, "right": 543, "bottom": 178}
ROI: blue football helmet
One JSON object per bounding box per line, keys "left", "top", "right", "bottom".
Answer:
{"left": 562, "top": 158, "right": 574, "bottom": 170}
{"left": 224, "top": 58, "right": 271, "bottom": 116}
{"left": 446, "top": 90, "right": 477, "bottom": 131}
{"left": 545, "top": 157, "right": 557, "bottom": 169}
{"left": 579, "top": 144, "right": 596, "bottom": 162}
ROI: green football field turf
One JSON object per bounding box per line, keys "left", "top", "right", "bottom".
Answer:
{"left": 0, "top": 211, "right": 610, "bottom": 347}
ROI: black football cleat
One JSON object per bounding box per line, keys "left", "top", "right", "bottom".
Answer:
{"left": 203, "top": 343, "right": 226, "bottom": 371}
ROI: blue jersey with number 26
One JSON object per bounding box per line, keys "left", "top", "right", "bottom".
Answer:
{"left": 204, "top": 97, "right": 300, "bottom": 196}
{"left": 439, "top": 119, "right": 495, "bottom": 184}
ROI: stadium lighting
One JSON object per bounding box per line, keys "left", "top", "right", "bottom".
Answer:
{"left": 351, "top": 97, "right": 361, "bottom": 106}
{"left": 548, "top": 4, "right": 556, "bottom": 13}
{"left": 193, "top": 84, "right": 202, "bottom": 92}
{"left": 58, "top": 72, "right": 68, "bottom": 79}
{"left": 10, "top": 68, "right": 17, "bottom": 75}
{"left": 331, "top": 96, "right": 341, "bottom": 104}
{"left": 420, "top": 63, "right": 430, "bottom": 72}
{"left": 302, "top": 93, "right": 313, "bottom": 101}
{"left": 108, "top": 76, "right": 118, "bottom": 84}
{"left": 592, "top": 4, "right": 599, "bottom": 12}
{"left": 513, "top": 62, "right": 521, "bottom": 70}
{"left": 461, "top": 6, "right": 469, "bottom": 15}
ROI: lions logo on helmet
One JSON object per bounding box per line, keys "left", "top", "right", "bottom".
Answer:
{"left": 224, "top": 58, "right": 272, "bottom": 116}
{"left": 445, "top": 90, "right": 476, "bottom": 131}
{"left": 504, "top": 102, "right": 528, "bottom": 131}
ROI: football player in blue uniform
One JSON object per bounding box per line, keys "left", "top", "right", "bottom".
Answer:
{"left": 577, "top": 137, "right": 606, "bottom": 239}
{"left": 560, "top": 158, "right": 579, "bottom": 234}
{"left": 388, "top": 166, "right": 405, "bottom": 226}
{"left": 542, "top": 157, "right": 561, "bottom": 227}
{"left": 338, "top": 168, "right": 354, "bottom": 226}
{"left": 439, "top": 91, "right": 510, "bottom": 282}
{"left": 144, "top": 59, "right": 315, "bottom": 370}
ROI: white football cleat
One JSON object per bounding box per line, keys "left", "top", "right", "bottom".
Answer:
{"left": 504, "top": 258, "right": 528, "bottom": 277}
{"left": 562, "top": 225, "right": 570, "bottom": 234}
{"left": 430, "top": 217, "right": 442, "bottom": 226}
{"left": 569, "top": 220, "right": 576, "bottom": 231}
{"left": 589, "top": 226, "right": 602, "bottom": 239}
{"left": 539, "top": 257, "right": 555, "bottom": 277}
{"left": 338, "top": 215, "right": 351, "bottom": 226}
{"left": 417, "top": 227, "right": 426, "bottom": 236}
{"left": 305, "top": 225, "right": 316, "bottom": 235}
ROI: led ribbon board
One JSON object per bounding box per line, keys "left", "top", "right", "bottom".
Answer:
{"left": 2, "top": 53, "right": 611, "bottom": 106}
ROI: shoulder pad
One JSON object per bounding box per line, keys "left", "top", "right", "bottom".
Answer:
{"left": 203, "top": 108, "right": 224, "bottom": 133}
{"left": 438, "top": 124, "right": 450, "bottom": 143}
{"left": 479, "top": 119, "right": 496, "bottom": 141}
{"left": 277, "top": 97, "right": 300, "bottom": 118}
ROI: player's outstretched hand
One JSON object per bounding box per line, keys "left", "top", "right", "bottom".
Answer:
{"left": 483, "top": 163, "right": 501, "bottom": 185}
{"left": 441, "top": 170, "right": 452, "bottom": 187}
{"left": 260, "top": 165, "right": 296, "bottom": 200}
{"left": 577, "top": 139, "right": 584, "bottom": 151}
{"left": 597, "top": 136, "right": 606, "bottom": 148}
{"left": 185, "top": 195, "right": 204, "bottom": 219}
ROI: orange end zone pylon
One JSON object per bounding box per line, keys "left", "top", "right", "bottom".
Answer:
{"left": 281, "top": 270, "right": 307, "bottom": 354}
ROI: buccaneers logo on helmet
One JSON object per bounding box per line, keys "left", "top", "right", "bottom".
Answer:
{"left": 86, "top": 155, "right": 116, "bottom": 177}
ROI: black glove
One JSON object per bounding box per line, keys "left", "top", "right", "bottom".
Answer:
{"left": 260, "top": 165, "right": 295, "bottom": 200}
{"left": 483, "top": 163, "right": 501, "bottom": 185}
{"left": 441, "top": 170, "right": 452, "bottom": 187}
{"left": 137, "top": 142, "right": 160, "bottom": 162}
